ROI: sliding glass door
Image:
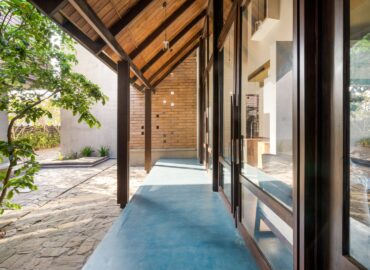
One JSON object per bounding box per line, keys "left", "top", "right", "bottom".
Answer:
{"left": 329, "top": 0, "right": 370, "bottom": 268}
{"left": 238, "top": 1, "right": 295, "bottom": 269}
{"left": 346, "top": 1, "right": 370, "bottom": 267}
{"left": 220, "top": 22, "right": 235, "bottom": 204}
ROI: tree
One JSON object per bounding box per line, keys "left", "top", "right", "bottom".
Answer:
{"left": 0, "top": 0, "right": 108, "bottom": 215}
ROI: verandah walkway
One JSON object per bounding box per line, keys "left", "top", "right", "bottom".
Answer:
{"left": 83, "top": 159, "right": 259, "bottom": 270}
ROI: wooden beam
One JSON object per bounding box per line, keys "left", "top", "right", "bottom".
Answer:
{"left": 117, "top": 60, "right": 130, "bottom": 207}
{"left": 62, "top": 20, "right": 105, "bottom": 54}
{"left": 198, "top": 38, "right": 205, "bottom": 164}
{"left": 212, "top": 0, "right": 223, "bottom": 192}
{"left": 129, "top": 0, "right": 196, "bottom": 60}
{"left": 149, "top": 31, "right": 202, "bottom": 83}
{"left": 95, "top": 0, "right": 153, "bottom": 54}
{"left": 132, "top": 9, "right": 206, "bottom": 82}
{"left": 144, "top": 88, "right": 152, "bottom": 173}
{"left": 153, "top": 43, "right": 199, "bottom": 88}
{"left": 29, "top": 1, "right": 145, "bottom": 93}
{"left": 29, "top": 0, "right": 69, "bottom": 16}
{"left": 69, "top": 0, "right": 152, "bottom": 89}
{"left": 218, "top": 0, "right": 239, "bottom": 50}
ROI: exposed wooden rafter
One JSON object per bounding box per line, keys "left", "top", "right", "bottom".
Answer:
{"left": 62, "top": 20, "right": 144, "bottom": 92}
{"left": 129, "top": 0, "right": 196, "bottom": 60}
{"left": 30, "top": 0, "right": 69, "bottom": 16}
{"left": 68, "top": 0, "right": 152, "bottom": 90}
{"left": 149, "top": 30, "right": 202, "bottom": 83}
{"left": 132, "top": 9, "right": 206, "bottom": 82}
{"left": 95, "top": 0, "right": 153, "bottom": 54}
{"left": 153, "top": 43, "right": 199, "bottom": 88}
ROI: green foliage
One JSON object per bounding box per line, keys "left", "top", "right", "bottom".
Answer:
{"left": 81, "top": 146, "right": 94, "bottom": 157}
{"left": 0, "top": 0, "right": 108, "bottom": 214}
{"left": 98, "top": 146, "right": 109, "bottom": 157}
{"left": 15, "top": 129, "right": 60, "bottom": 150}
{"left": 358, "top": 137, "right": 370, "bottom": 147}
{"left": 64, "top": 152, "right": 78, "bottom": 160}
{"left": 0, "top": 139, "right": 39, "bottom": 214}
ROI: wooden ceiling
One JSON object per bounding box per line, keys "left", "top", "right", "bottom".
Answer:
{"left": 29, "top": 0, "right": 211, "bottom": 91}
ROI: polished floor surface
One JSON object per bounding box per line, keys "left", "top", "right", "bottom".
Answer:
{"left": 83, "top": 159, "right": 259, "bottom": 270}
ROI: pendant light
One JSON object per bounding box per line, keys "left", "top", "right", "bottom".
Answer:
{"left": 162, "top": 1, "right": 169, "bottom": 51}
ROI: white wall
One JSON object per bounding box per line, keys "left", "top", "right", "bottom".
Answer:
{"left": 60, "top": 44, "right": 118, "bottom": 158}
{"left": 0, "top": 112, "right": 7, "bottom": 141}
{"left": 243, "top": 0, "right": 293, "bottom": 154}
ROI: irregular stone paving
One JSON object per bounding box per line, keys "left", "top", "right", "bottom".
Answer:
{"left": 0, "top": 160, "right": 146, "bottom": 270}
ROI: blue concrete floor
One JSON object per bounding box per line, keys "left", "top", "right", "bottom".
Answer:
{"left": 83, "top": 159, "right": 259, "bottom": 270}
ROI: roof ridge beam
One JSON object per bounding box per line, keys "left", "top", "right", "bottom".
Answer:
{"left": 129, "top": 0, "right": 196, "bottom": 60}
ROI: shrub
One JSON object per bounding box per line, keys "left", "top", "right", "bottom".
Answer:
{"left": 15, "top": 130, "right": 60, "bottom": 150}
{"left": 65, "top": 152, "right": 78, "bottom": 160}
{"left": 81, "top": 147, "right": 94, "bottom": 157}
{"left": 358, "top": 137, "right": 370, "bottom": 147}
{"left": 0, "top": 170, "right": 6, "bottom": 181}
{"left": 98, "top": 146, "right": 110, "bottom": 157}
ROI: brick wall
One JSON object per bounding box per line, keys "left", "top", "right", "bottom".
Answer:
{"left": 130, "top": 53, "right": 197, "bottom": 150}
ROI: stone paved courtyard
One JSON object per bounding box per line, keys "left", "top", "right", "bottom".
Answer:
{"left": 0, "top": 160, "right": 146, "bottom": 270}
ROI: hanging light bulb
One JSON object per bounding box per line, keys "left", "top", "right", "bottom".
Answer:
{"left": 170, "top": 91, "right": 174, "bottom": 95}
{"left": 163, "top": 40, "right": 170, "bottom": 51}
{"left": 162, "top": 1, "right": 170, "bottom": 51}
{"left": 163, "top": 99, "right": 167, "bottom": 104}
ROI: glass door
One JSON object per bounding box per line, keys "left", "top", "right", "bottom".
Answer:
{"left": 237, "top": 1, "right": 295, "bottom": 269}
{"left": 220, "top": 21, "right": 235, "bottom": 204}
{"left": 342, "top": 0, "right": 370, "bottom": 268}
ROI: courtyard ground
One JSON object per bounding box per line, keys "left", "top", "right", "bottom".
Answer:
{"left": 0, "top": 160, "right": 146, "bottom": 270}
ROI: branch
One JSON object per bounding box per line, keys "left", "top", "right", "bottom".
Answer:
{"left": 7, "top": 89, "right": 61, "bottom": 140}
{"left": 0, "top": 9, "right": 12, "bottom": 34}
{"left": 0, "top": 88, "right": 61, "bottom": 206}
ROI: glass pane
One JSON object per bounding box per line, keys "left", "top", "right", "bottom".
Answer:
{"left": 348, "top": 1, "right": 370, "bottom": 268}
{"left": 223, "top": 24, "right": 235, "bottom": 163}
{"left": 223, "top": 0, "right": 233, "bottom": 22}
{"left": 221, "top": 164, "right": 232, "bottom": 203}
{"left": 208, "top": 2, "right": 214, "bottom": 61}
{"left": 208, "top": 65, "right": 214, "bottom": 171}
{"left": 240, "top": 0, "right": 294, "bottom": 210}
{"left": 241, "top": 186, "right": 293, "bottom": 270}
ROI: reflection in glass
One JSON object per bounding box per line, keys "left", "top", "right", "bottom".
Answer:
{"left": 223, "top": 24, "right": 235, "bottom": 163}
{"left": 208, "top": 66, "right": 214, "bottom": 171}
{"left": 349, "top": 1, "right": 370, "bottom": 268}
{"left": 241, "top": 186, "right": 293, "bottom": 270}
{"left": 208, "top": 0, "right": 213, "bottom": 61}
{"left": 240, "top": 0, "right": 294, "bottom": 210}
{"left": 221, "top": 165, "right": 232, "bottom": 203}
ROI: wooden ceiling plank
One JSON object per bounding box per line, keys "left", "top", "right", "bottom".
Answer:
{"left": 149, "top": 31, "right": 201, "bottom": 83}
{"left": 131, "top": 9, "right": 206, "bottom": 82}
{"left": 69, "top": 0, "right": 152, "bottom": 89}
{"left": 153, "top": 43, "right": 198, "bottom": 87}
{"left": 129, "top": 0, "right": 196, "bottom": 60}
{"left": 95, "top": 0, "right": 153, "bottom": 54}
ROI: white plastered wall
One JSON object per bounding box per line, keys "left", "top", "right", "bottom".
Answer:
{"left": 0, "top": 111, "right": 7, "bottom": 141}
{"left": 245, "top": 0, "right": 293, "bottom": 154}
{"left": 60, "top": 44, "right": 118, "bottom": 158}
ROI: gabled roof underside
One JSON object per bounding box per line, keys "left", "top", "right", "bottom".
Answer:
{"left": 29, "top": 0, "right": 233, "bottom": 91}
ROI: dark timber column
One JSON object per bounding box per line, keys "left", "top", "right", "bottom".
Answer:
{"left": 144, "top": 88, "right": 152, "bottom": 173}
{"left": 212, "top": 0, "right": 223, "bottom": 191}
{"left": 198, "top": 38, "right": 205, "bottom": 164}
{"left": 117, "top": 59, "right": 130, "bottom": 208}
